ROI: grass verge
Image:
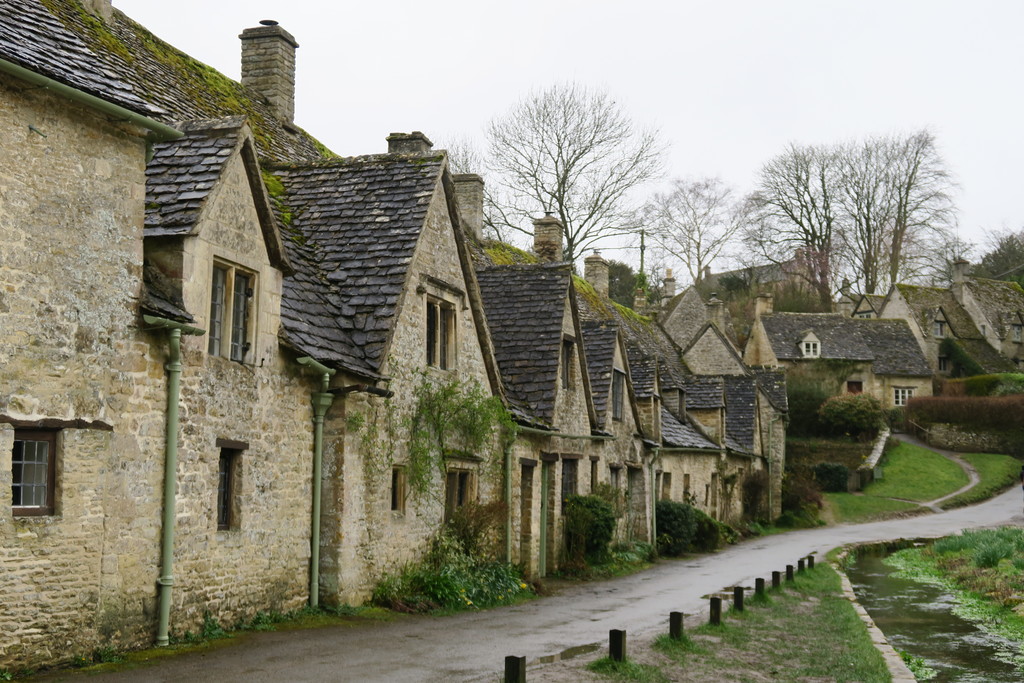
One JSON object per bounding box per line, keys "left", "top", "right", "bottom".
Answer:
{"left": 581, "top": 564, "right": 890, "bottom": 682}
{"left": 939, "top": 452, "right": 1021, "bottom": 509}
{"left": 864, "top": 441, "right": 968, "bottom": 501}
{"left": 825, "top": 492, "right": 920, "bottom": 523}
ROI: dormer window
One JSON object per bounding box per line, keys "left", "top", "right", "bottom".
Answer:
{"left": 426, "top": 298, "right": 455, "bottom": 369}
{"left": 932, "top": 320, "right": 946, "bottom": 338}
{"left": 209, "top": 263, "right": 256, "bottom": 362}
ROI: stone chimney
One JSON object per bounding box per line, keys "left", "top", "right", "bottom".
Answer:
{"left": 584, "top": 251, "right": 609, "bottom": 297}
{"left": 754, "top": 293, "right": 774, "bottom": 320}
{"left": 706, "top": 294, "right": 725, "bottom": 331}
{"left": 533, "top": 214, "right": 563, "bottom": 263}
{"left": 951, "top": 258, "right": 969, "bottom": 301}
{"left": 387, "top": 131, "right": 433, "bottom": 155}
{"left": 82, "top": 0, "right": 112, "bottom": 21}
{"left": 452, "top": 174, "right": 484, "bottom": 242}
{"left": 633, "top": 288, "right": 648, "bottom": 313}
{"left": 835, "top": 278, "right": 854, "bottom": 317}
{"left": 240, "top": 21, "right": 299, "bottom": 123}
{"left": 662, "top": 268, "right": 676, "bottom": 300}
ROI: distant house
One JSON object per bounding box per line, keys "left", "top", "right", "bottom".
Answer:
{"left": 744, "top": 301, "right": 933, "bottom": 408}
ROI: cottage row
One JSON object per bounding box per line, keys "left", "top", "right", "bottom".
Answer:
{"left": 0, "top": 0, "right": 786, "bottom": 669}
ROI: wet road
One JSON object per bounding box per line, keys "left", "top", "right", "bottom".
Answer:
{"left": 36, "top": 488, "right": 1023, "bottom": 682}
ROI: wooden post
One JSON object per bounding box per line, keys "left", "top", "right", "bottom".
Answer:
{"left": 504, "top": 655, "right": 526, "bottom": 683}
{"left": 709, "top": 597, "right": 722, "bottom": 625}
{"left": 755, "top": 577, "right": 765, "bottom": 597}
{"left": 733, "top": 586, "right": 744, "bottom": 611}
{"left": 786, "top": 565, "right": 794, "bottom": 582}
{"left": 609, "top": 629, "right": 627, "bottom": 662}
{"left": 772, "top": 570, "right": 781, "bottom": 588}
{"left": 798, "top": 558, "right": 805, "bottom": 572}
{"left": 807, "top": 555, "right": 815, "bottom": 569}
{"left": 669, "top": 612, "right": 684, "bottom": 640}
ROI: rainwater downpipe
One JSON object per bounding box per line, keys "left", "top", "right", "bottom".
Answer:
{"left": 144, "top": 315, "right": 205, "bottom": 647}
{"left": 503, "top": 441, "right": 514, "bottom": 563}
{"left": 0, "top": 57, "right": 182, "bottom": 160}
{"left": 296, "top": 357, "right": 336, "bottom": 609}
{"left": 650, "top": 447, "right": 660, "bottom": 545}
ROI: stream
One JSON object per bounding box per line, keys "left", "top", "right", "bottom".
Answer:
{"left": 848, "top": 548, "right": 1024, "bottom": 682}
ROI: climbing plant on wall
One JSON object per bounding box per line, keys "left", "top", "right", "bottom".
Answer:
{"left": 407, "top": 372, "right": 518, "bottom": 499}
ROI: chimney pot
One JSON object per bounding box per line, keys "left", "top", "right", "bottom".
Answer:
{"left": 533, "top": 214, "right": 564, "bottom": 263}
{"left": 585, "top": 251, "right": 610, "bottom": 297}
{"left": 706, "top": 296, "right": 725, "bottom": 331}
{"left": 240, "top": 22, "right": 299, "bottom": 122}
{"left": 754, "top": 293, "right": 774, "bottom": 319}
{"left": 387, "top": 131, "right": 434, "bottom": 155}
{"left": 662, "top": 269, "right": 676, "bottom": 299}
{"left": 452, "top": 173, "right": 484, "bottom": 242}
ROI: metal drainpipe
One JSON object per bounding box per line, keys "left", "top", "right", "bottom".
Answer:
{"left": 504, "top": 441, "right": 514, "bottom": 563}
{"left": 650, "top": 447, "right": 659, "bottom": 545}
{"left": 144, "top": 315, "right": 205, "bottom": 647}
{"left": 297, "top": 357, "right": 336, "bottom": 608}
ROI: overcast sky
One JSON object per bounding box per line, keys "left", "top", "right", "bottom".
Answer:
{"left": 115, "top": 0, "right": 1024, "bottom": 275}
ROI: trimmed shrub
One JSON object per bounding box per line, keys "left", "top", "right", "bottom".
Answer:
{"left": 813, "top": 462, "right": 850, "bottom": 493}
{"left": 692, "top": 508, "right": 736, "bottom": 551}
{"left": 655, "top": 500, "right": 697, "bottom": 556}
{"left": 564, "top": 495, "right": 617, "bottom": 567}
{"left": 905, "top": 394, "right": 1024, "bottom": 431}
{"left": 945, "top": 373, "right": 1024, "bottom": 397}
{"left": 817, "top": 393, "right": 884, "bottom": 437}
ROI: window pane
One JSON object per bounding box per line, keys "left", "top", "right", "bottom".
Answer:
{"left": 426, "top": 302, "right": 437, "bottom": 366}
{"left": 230, "top": 273, "right": 249, "bottom": 362}
{"left": 13, "top": 438, "right": 49, "bottom": 507}
{"left": 440, "top": 306, "right": 452, "bottom": 370}
{"left": 209, "top": 266, "right": 227, "bottom": 355}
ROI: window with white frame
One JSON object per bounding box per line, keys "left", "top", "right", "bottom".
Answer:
{"left": 208, "top": 263, "right": 256, "bottom": 362}
{"left": 426, "top": 298, "right": 455, "bottom": 369}
{"left": 801, "top": 340, "right": 820, "bottom": 358}
{"left": 938, "top": 356, "right": 950, "bottom": 373}
{"left": 893, "top": 387, "right": 914, "bottom": 407}
{"left": 933, "top": 320, "right": 946, "bottom": 338}
{"left": 12, "top": 429, "right": 58, "bottom": 516}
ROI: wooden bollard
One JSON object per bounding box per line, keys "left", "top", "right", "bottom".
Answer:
{"left": 798, "top": 558, "right": 806, "bottom": 572}
{"left": 709, "top": 596, "right": 722, "bottom": 625}
{"left": 669, "top": 611, "right": 684, "bottom": 640}
{"left": 755, "top": 577, "right": 765, "bottom": 596}
{"left": 786, "top": 565, "right": 794, "bottom": 582}
{"left": 807, "top": 555, "right": 815, "bottom": 570}
{"left": 772, "top": 571, "right": 781, "bottom": 588}
{"left": 733, "top": 586, "right": 745, "bottom": 612}
{"left": 609, "top": 629, "right": 627, "bottom": 662}
{"left": 504, "top": 655, "right": 526, "bottom": 683}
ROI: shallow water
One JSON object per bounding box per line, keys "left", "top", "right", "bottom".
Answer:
{"left": 848, "top": 550, "right": 1024, "bottom": 682}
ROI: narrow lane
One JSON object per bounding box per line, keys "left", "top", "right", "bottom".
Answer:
{"left": 35, "top": 487, "right": 1023, "bottom": 682}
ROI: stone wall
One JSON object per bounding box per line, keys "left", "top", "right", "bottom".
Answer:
{"left": 926, "top": 423, "right": 1019, "bottom": 454}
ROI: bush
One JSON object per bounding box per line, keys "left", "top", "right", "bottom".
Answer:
{"left": 692, "top": 508, "right": 736, "bottom": 551}
{"left": 442, "top": 500, "right": 506, "bottom": 559}
{"left": 974, "top": 541, "right": 1013, "bottom": 569}
{"left": 564, "top": 495, "right": 617, "bottom": 567}
{"left": 778, "top": 471, "right": 823, "bottom": 527}
{"left": 787, "top": 385, "right": 831, "bottom": 437}
{"left": 946, "top": 373, "right": 1024, "bottom": 397}
{"left": 817, "top": 393, "right": 884, "bottom": 437}
{"left": 655, "top": 500, "right": 697, "bottom": 556}
{"left": 906, "top": 394, "right": 1024, "bottom": 431}
{"left": 813, "top": 462, "right": 850, "bottom": 493}
{"left": 741, "top": 469, "right": 770, "bottom": 520}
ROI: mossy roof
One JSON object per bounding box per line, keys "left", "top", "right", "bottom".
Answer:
{"left": 580, "top": 321, "right": 619, "bottom": 428}
{"left": 964, "top": 277, "right": 1024, "bottom": 338}
{"left": 894, "top": 284, "right": 982, "bottom": 339}
{"left": 24, "top": 0, "right": 329, "bottom": 163}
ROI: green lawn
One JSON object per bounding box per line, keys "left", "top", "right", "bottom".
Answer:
{"left": 826, "top": 492, "right": 921, "bottom": 523}
{"left": 940, "top": 452, "right": 1021, "bottom": 509}
{"left": 864, "top": 441, "right": 968, "bottom": 501}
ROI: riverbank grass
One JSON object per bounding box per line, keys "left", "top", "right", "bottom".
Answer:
{"left": 583, "top": 564, "right": 890, "bottom": 682}
{"left": 825, "top": 493, "right": 920, "bottom": 523}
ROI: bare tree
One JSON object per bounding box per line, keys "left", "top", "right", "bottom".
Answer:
{"left": 745, "top": 143, "right": 840, "bottom": 307}
{"left": 485, "top": 83, "right": 664, "bottom": 264}
{"left": 645, "top": 177, "right": 743, "bottom": 285}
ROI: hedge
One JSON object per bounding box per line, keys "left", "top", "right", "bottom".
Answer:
{"left": 905, "top": 395, "right": 1024, "bottom": 430}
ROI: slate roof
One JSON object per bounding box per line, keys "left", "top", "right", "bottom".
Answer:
{"left": 145, "top": 118, "right": 242, "bottom": 236}
{"left": 0, "top": 0, "right": 160, "bottom": 116}
{"left": 752, "top": 368, "right": 788, "bottom": 412}
{"left": 141, "top": 264, "right": 192, "bottom": 323}
{"left": 581, "top": 321, "right": 619, "bottom": 427}
{"left": 723, "top": 376, "right": 757, "bottom": 454}
{"left": 661, "top": 409, "right": 718, "bottom": 450}
{"left": 9, "top": 0, "right": 327, "bottom": 162}
{"left": 759, "top": 313, "right": 931, "bottom": 376}
{"left": 476, "top": 263, "right": 573, "bottom": 426}
{"left": 894, "top": 285, "right": 980, "bottom": 340}
{"left": 963, "top": 278, "right": 1024, "bottom": 339}
{"left": 270, "top": 154, "right": 445, "bottom": 377}
{"left": 678, "top": 376, "right": 724, "bottom": 410}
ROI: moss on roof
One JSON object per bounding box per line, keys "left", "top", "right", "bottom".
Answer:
{"left": 484, "top": 241, "right": 538, "bottom": 266}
